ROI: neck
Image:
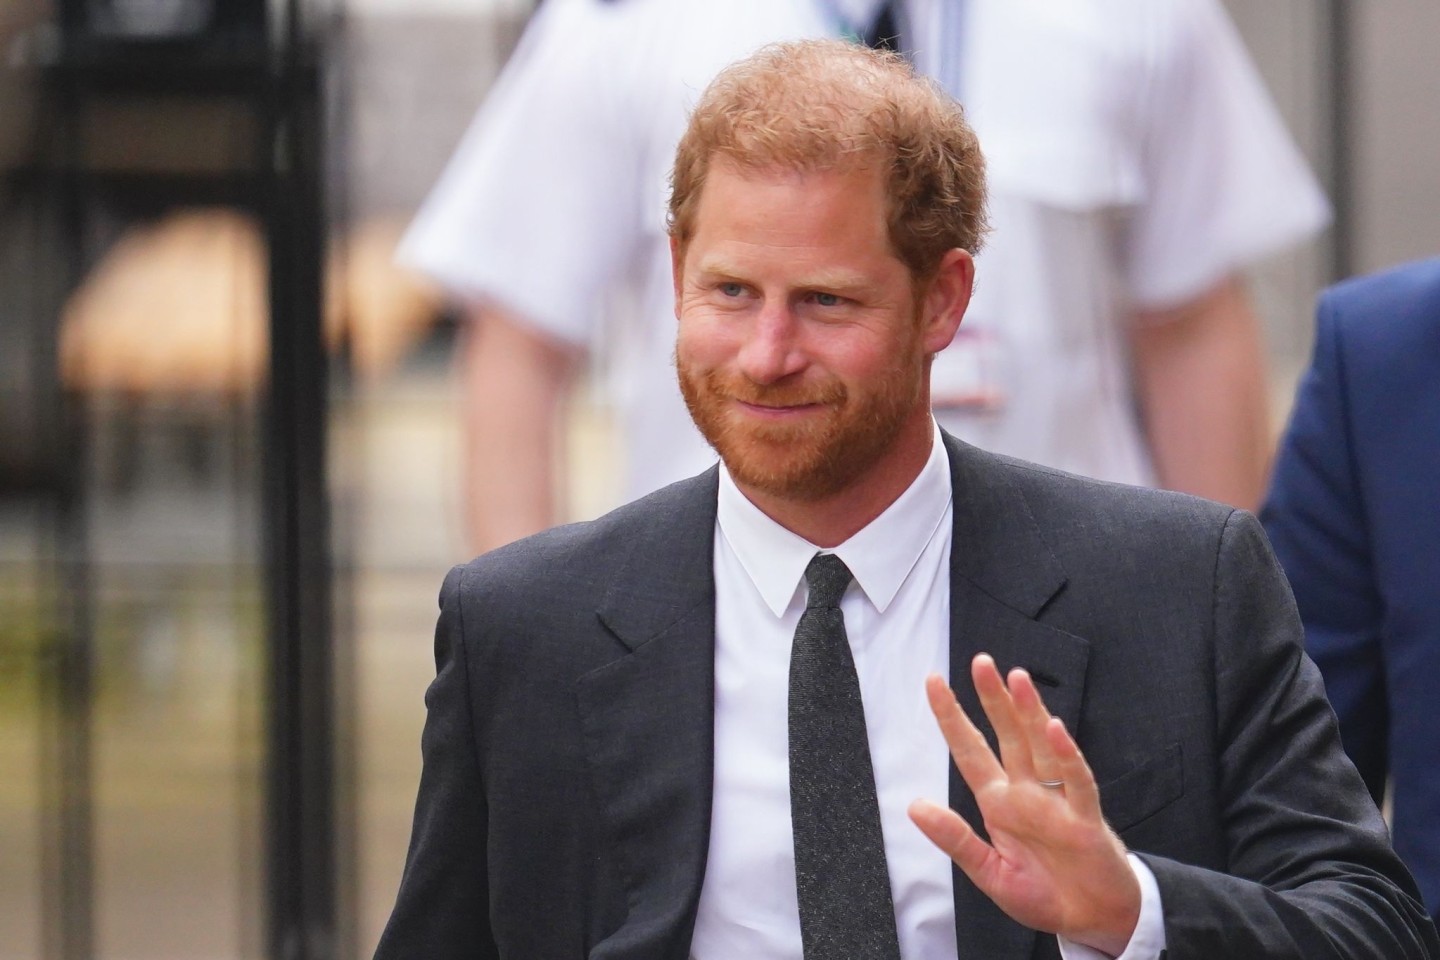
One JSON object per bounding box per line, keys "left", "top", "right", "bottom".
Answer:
{"left": 735, "top": 409, "right": 934, "bottom": 548}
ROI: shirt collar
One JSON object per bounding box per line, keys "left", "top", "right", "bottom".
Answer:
{"left": 717, "top": 419, "right": 952, "bottom": 617}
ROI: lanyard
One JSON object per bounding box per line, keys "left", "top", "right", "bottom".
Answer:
{"left": 813, "top": 0, "right": 891, "bottom": 43}
{"left": 811, "top": 0, "right": 970, "bottom": 99}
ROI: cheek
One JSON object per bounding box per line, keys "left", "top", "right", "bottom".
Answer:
{"left": 823, "top": 335, "right": 904, "bottom": 384}
{"left": 675, "top": 313, "right": 738, "bottom": 370}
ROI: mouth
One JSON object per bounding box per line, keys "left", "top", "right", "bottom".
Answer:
{"left": 733, "top": 398, "right": 828, "bottom": 419}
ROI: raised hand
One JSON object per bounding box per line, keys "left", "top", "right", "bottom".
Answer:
{"left": 908, "top": 654, "right": 1140, "bottom": 957}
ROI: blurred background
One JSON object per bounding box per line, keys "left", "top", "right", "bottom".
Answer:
{"left": 0, "top": 1, "right": 1436, "bottom": 958}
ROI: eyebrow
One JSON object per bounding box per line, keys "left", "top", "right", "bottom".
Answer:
{"left": 802, "top": 271, "right": 878, "bottom": 296}
{"left": 691, "top": 261, "right": 879, "bottom": 297}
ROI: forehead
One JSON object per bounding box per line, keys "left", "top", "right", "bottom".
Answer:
{"left": 701, "top": 156, "right": 884, "bottom": 206}
{"left": 687, "top": 161, "right": 896, "bottom": 267}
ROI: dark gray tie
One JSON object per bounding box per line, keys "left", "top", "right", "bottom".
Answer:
{"left": 789, "top": 554, "right": 901, "bottom": 959}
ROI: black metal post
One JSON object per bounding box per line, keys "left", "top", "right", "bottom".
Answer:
{"left": 262, "top": 37, "right": 337, "bottom": 960}
{"left": 28, "top": 3, "right": 340, "bottom": 956}
{"left": 35, "top": 75, "right": 97, "bottom": 960}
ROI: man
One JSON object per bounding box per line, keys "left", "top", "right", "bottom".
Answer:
{"left": 400, "top": 0, "right": 1328, "bottom": 551}
{"left": 1262, "top": 257, "right": 1440, "bottom": 918}
{"left": 377, "top": 42, "right": 1434, "bottom": 960}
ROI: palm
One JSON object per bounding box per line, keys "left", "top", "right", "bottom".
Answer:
{"left": 908, "top": 657, "right": 1140, "bottom": 955}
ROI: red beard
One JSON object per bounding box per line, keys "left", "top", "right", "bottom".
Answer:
{"left": 676, "top": 344, "right": 924, "bottom": 502}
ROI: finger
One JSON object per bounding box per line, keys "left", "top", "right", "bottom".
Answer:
{"left": 924, "top": 673, "right": 1005, "bottom": 789}
{"left": 1008, "top": 668, "right": 1061, "bottom": 783}
{"left": 908, "top": 797, "right": 995, "bottom": 880}
{"left": 972, "top": 654, "right": 1035, "bottom": 780}
{"left": 1045, "top": 717, "right": 1103, "bottom": 822}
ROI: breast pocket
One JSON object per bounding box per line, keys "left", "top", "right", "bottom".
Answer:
{"left": 1097, "top": 742, "right": 1185, "bottom": 834}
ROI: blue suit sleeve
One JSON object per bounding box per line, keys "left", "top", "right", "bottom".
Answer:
{"left": 1261, "top": 298, "right": 1387, "bottom": 804}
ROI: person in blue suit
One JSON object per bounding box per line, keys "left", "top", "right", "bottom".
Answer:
{"left": 1263, "top": 256, "right": 1440, "bottom": 917}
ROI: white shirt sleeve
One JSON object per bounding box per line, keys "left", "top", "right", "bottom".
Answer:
{"left": 1057, "top": 854, "right": 1167, "bottom": 960}
{"left": 1124, "top": 0, "right": 1330, "bottom": 309}
{"left": 396, "top": 0, "right": 646, "bottom": 348}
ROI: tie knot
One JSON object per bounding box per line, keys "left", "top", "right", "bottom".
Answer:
{"left": 804, "top": 553, "right": 853, "bottom": 610}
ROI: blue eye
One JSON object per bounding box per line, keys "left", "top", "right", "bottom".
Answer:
{"left": 720, "top": 282, "right": 745, "bottom": 297}
{"left": 814, "top": 292, "right": 842, "bottom": 307}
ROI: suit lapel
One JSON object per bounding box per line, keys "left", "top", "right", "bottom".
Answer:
{"left": 574, "top": 445, "right": 1095, "bottom": 958}
{"left": 942, "top": 436, "right": 1092, "bottom": 959}
{"left": 576, "top": 470, "right": 720, "bottom": 960}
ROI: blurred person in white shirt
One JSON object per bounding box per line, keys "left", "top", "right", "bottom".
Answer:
{"left": 401, "top": 0, "right": 1327, "bottom": 552}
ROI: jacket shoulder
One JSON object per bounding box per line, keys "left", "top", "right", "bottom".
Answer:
{"left": 946, "top": 435, "right": 1247, "bottom": 613}
{"left": 453, "top": 467, "right": 719, "bottom": 593}
{"left": 964, "top": 441, "right": 1236, "bottom": 536}
{"left": 1322, "top": 257, "right": 1440, "bottom": 346}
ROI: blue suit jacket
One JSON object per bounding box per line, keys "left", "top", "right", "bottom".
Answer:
{"left": 1263, "top": 257, "right": 1440, "bottom": 916}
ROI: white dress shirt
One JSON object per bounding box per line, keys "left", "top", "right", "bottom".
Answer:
{"left": 689, "top": 422, "right": 1166, "bottom": 960}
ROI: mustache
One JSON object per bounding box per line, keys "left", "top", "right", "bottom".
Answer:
{"left": 703, "top": 370, "right": 847, "bottom": 408}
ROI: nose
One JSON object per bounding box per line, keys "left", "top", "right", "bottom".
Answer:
{"left": 736, "top": 302, "right": 806, "bottom": 385}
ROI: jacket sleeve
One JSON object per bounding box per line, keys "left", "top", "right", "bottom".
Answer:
{"left": 373, "top": 565, "right": 499, "bottom": 959}
{"left": 1260, "top": 301, "right": 1389, "bottom": 801}
{"left": 1140, "top": 510, "right": 1438, "bottom": 959}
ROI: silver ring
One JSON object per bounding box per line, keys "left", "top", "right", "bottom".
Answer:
{"left": 1037, "top": 778, "right": 1065, "bottom": 789}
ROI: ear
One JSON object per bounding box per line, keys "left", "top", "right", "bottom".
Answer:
{"left": 670, "top": 235, "right": 685, "bottom": 318}
{"left": 919, "top": 248, "right": 974, "bottom": 355}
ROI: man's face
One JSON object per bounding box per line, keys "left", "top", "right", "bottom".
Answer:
{"left": 673, "top": 161, "right": 949, "bottom": 502}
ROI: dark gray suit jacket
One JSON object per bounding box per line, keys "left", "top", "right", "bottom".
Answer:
{"left": 375, "top": 435, "right": 1437, "bottom": 960}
